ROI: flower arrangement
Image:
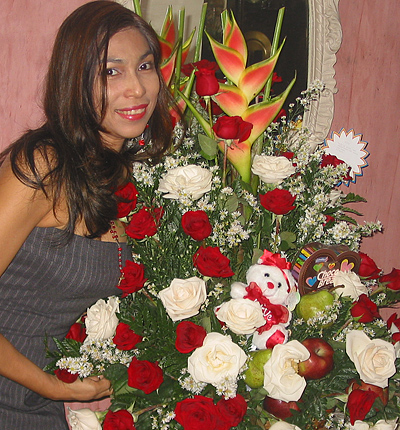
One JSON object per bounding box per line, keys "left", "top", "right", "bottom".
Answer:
{"left": 46, "top": 3, "right": 400, "bottom": 430}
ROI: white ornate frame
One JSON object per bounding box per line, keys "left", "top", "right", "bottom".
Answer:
{"left": 304, "top": 0, "right": 342, "bottom": 149}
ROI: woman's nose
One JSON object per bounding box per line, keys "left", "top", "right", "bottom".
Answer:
{"left": 124, "top": 72, "right": 146, "bottom": 98}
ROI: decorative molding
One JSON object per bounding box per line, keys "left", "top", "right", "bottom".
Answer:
{"left": 304, "top": 0, "right": 342, "bottom": 149}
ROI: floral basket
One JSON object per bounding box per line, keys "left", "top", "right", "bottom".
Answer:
{"left": 46, "top": 3, "right": 400, "bottom": 430}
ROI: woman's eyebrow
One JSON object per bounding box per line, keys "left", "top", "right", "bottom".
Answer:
{"left": 106, "top": 50, "right": 153, "bottom": 64}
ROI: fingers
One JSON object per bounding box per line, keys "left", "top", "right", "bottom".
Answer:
{"left": 88, "top": 375, "right": 113, "bottom": 398}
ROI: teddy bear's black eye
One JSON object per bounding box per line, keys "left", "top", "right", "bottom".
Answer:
{"left": 264, "top": 273, "right": 270, "bottom": 277}
{"left": 277, "top": 282, "right": 282, "bottom": 288}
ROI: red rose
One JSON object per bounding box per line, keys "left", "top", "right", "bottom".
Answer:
{"left": 127, "top": 357, "right": 163, "bottom": 394}
{"left": 66, "top": 322, "right": 87, "bottom": 343}
{"left": 193, "top": 246, "right": 234, "bottom": 278}
{"left": 182, "top": 59, "right": 218, "bottom": 77}
{"left": 359, "top": 252, "right": 381, "bottom": 279}
{"left": 351, "top": 294, "right": 380, "bottom": 323}
{"left": 387, "top": 312, "right": 400, "bottom": 331}
{"left": 175, "top": 395, "right": 218, "bottom": 430}
{"left": 113, "top": 322, "right": 142, "bottom": 350}
{"left": 54, "top": 368, "right": 78, "bottom": 383}
{"left": 194, "top": 60, "right": 220, "bottom": 97}
{"left": 321, "top": 154, "right": 352, "bottom": 181}
{"left": 182, "top": 210, "right": 212, "bottom": 241}
{"left": 347, "top": 388, "right": 379, "bottom": 425}
{"left": 103, "top": 410, "right": 136, "bottom": 430}
{"left": 212, "top": 116, "right": 253, "bottom": 143}
{"left": 321, "top": 153, "right": 345, "bottom": 168}
{"left": 259, "top": 189, "right": 296, "bottom": 215}
{"left": 272, "top": 72, "right": 283, "bottom": 83}
{"left": 115, "top": 182, "right": 138, "bottom": 218}
{"left": 393, "top": 332, "right": 400, "bottom": 344}
{"left": 175, "top": 321, "right": 207, "bottom": 353}
{"left": 216, "top": 394, "right": 247, "bottom": 429}
{"left": 348, "top": 379, "right": 389, "bottom": 406}
{"left": 118, "top": 260, "right": 147, "bottom": 298}
{"left": 380, "top": 268, "right": 400, "bottom": 290}
{"left": 126, "top": 207, "right": 163, "bottom": 240}
{"left": 324, "top": 214, "right": 335, "bottom": 226}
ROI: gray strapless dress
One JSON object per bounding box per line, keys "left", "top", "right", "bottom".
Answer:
{"left": 0, "top": 227, "right": 131, "bottom": 429}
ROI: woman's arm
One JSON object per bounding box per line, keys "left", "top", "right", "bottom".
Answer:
{"left": 0, "top": 157, "right": 113, "bottom": 401}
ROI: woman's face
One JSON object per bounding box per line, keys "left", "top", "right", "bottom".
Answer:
{"left": 99, "top": 28, "right": 160, "bottom": 151}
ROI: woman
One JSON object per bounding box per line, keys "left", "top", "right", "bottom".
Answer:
{"left": 0, "top": 1, "right": 174, "bottom": 428}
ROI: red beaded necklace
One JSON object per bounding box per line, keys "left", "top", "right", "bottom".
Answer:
{"left": 109, "top": 220, "right": 124, "bottom": 283}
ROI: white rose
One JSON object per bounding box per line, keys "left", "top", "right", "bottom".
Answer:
{"left": 251, "top": 155, "right": 295, "bottom": 184}
{"left": 215, "top": 298, "right": 265, "bottom": 335}
{"left": 159, "top": 277, "right": 207, "bottom": 322}
{"left": 346, "top": 330, "right": 396, "bottom": 388}
{"left": 371, "top": 420, "right": 398, "bottom": 430}
{"left": 333, "top": 271, "right": 368, "bottom": 300}
{"left": 85, "top": 297, "right": 119, "bottom": 341}
{"left": 349, "top": 421, "right": 370, "bottom": 430}
{"left": 269, "top": 422, "right": 302, "bottom": 430}
{"left": 158, "top": 165, "right": 212, "bottom": 200}
{"left": 67, "top": 408, "right": 102, "bottom": 430}
{"left": 188, "top": 332, "right": 247, "bottom": 385}
{"left": 263, "top": 340, "right": 310, "bottom": 402}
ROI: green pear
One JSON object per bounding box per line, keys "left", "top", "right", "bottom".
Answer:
{"left": 296, "top": 290, "right": 334, "bottom": 321}
{"left": 244, "top": 349, "right": 272, "bottom": 388}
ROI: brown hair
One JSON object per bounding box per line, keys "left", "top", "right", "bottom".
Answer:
{"left": 1, "top": 0, "right": 174, "bottom": 240}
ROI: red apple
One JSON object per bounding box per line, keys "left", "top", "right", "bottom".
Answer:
{"left": 263, "top": 396, "right": 301, "bottom": 419}
{"left": 298, "top": 338, "right": 334, "bottom": 380}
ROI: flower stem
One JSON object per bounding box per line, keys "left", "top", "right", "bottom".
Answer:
{"left": 194, "top": 4, "right": 208, "bottom": 62}
{"left": 173, "top": 9, "right": 185, "bottom": 98}
{"left": 223, "top": 140, "right": 228, "bottom": 187}
{"left": 132, "top": 0, "right": 142, "bottom": 16}
{"left": 264, "top": 7, "right": 284, "bottom": 101}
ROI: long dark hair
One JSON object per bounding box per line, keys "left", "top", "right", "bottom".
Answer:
{"left": 0, "top": 1, "right": 174, "bottom": 240}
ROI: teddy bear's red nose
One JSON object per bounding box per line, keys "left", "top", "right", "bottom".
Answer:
{"left": 267, "top": 282, "right": 275, "bottom": 289}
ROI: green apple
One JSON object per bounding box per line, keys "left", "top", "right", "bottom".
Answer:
{"left": 296, "top": 290, "right": 334, "bottom": 321}
{"left": 244, "top": 349, "right": 272, "bottom": 388}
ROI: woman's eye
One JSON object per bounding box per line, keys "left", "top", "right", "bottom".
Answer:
{"left": 106, "top": 68, "right": 118, "bottom": 76}
{"left": 139, "top": 61, "right": 154, "bottom": 71}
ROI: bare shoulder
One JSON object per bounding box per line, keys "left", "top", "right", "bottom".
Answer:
{"left": 0, "top": 154, "right": 55, "bottom": 276}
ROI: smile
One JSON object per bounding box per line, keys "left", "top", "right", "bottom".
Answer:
{"left": 115, "top": 105, "right": 147, "bottom": 120}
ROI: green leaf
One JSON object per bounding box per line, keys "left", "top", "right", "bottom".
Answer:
{"left": 224, "top": 194, "right": 239, "bottom": 213}
{"left": 342, "top": 192, "right": 367, "bottom": 204}
{"left": 279, "top": 230, "right": 296, "bottom": 250}
{"left": 198, "top": 134, "right": 218, "bottom": 160}
{"left": 104, "top": 363, "right": 129, "bottom": 394}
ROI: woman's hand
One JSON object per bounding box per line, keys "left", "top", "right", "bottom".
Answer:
{"left": 44, "top": 373, "right": 113, "bottom": 401}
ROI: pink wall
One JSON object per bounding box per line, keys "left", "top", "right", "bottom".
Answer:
{"left": 1, "top": 0, "right": 399, "bottom": 271}
{"left": 331, "top": 0, "right": 400, "bottom": 272}
{"left": 0, "top": 0, "right": 88, "bottom": 149}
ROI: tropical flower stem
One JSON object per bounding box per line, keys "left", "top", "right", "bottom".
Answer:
{"left": 206, "top": 96, "right": 213, "bottom": 130}
{"left": 264, "top": 7, "right": 285, "bottom": 101}
{"left": 193, "top": 3, "right": 208, "bottom": 63}
{"left": 223, "top": 140, "right": 228, "bottom": 187}
{"left": 132, "top": 0, "right": 142, "bottom": 16}
{"left": 173, "top": 9, "right": 185, "bottom": 98}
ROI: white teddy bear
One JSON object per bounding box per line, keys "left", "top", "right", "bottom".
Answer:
{"left": 230, "top": 250, "right": 300, "bottom": 349}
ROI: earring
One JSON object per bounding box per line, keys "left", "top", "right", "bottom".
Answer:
{"left": 138, "top": 124, "right": 149, "bottom": 146}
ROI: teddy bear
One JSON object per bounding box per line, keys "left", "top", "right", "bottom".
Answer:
{"left": 230, "top": 249, "right": 300, "bottom": 349}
